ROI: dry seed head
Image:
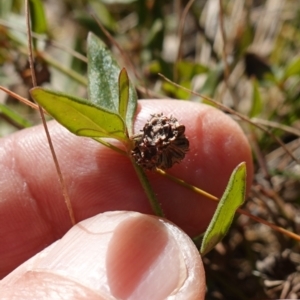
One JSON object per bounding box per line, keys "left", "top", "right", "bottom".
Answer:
{"left": 131, "top": 113, "right": 189, "bottom": 170}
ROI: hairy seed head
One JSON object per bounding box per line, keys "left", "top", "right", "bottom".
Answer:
{"left": 131, "top": 113, "right": 189, "bottom": 170}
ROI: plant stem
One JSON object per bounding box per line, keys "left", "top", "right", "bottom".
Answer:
{"left": 93, "top": 138, "right": 127, "bottom": 155}
{"left": 155, "top": 168, "right": 219, "bottom": 201}
{"left": 155, "top": 168, "right": 300, "bottom": 242}
{"left": 25, "top": 1, "right": 76, "bottom": 225}
{"left": 130, "top": 156, "right": 165, "bottom": 217}
{"left": 93, "top": 139, "right": 162, "bottom": 216}
{"left": 238, "top": 208, "right": 300, "bottom": 242}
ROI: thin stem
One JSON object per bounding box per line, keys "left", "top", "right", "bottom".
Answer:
{"left": 25, "top": 0, "right": 76, "bottom": 226}
{"left": 156, "top": 167, "right": 300, "bottom": 242}
{"left": 93, "top": 138, "right": 163, "bottom": 217}
{"left": 238, "top": 208, "right": 300, "bottom": 242}
{"left": 90, "top": 12, "right": 142, "bottom": 84}
{"left": 250, "top": 117, "right": 300, "bottom": 137}
{"left": 174, "top": 0, "right": 195, "bottom": 82}
{"left": 218, "top": 0, "right": 239, "bottom": 108}
{"left": 0, "top": 86, "right": 40, "bottom": 111}
{"left": 218, "top": 0, "right": 230, "bottom": 82}
{"left": 155, "top": 168, "right": 218, "bottom": 201}
{"left": 93, "top": 138, "right": 127, "bottom": 156}
{"left": 130, "top": 157, "right": 165, "bottom": 217}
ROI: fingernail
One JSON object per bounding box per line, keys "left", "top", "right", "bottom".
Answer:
{"left": 106, "top": 214, "right": 186, "bottom": 300}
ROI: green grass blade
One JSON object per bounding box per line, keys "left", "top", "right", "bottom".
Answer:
{"left": 29, "top": 0, "right": 47, "bottom": 34}
{"left": 30, "top": 87, "right": 127, "bottom": 141}
{"left": 284, "top": 56, "right": 300, "bottom": 78}
{"left": 0, "top": 103, "right": 32, "bottom": 128}
{"left": 249, "top": 78, "right": 263, "bottom": 118}
{"left": 200, "top": 162, "right": 247, "bottom": 256}
{"left": 199, "top": 65, "right": 223, "bottom": 98}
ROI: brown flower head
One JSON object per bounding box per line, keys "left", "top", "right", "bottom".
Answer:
{"left": 131, "top": 113, "right": 189, "bottom": 170}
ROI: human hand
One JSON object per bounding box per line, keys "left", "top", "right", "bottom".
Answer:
{"left": 1, "top": 211, "right": 206, "bottom": 299}
{"left": 0, "top": 100, "right": 253, "bottom": 298}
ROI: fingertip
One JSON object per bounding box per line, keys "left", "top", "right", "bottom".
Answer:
{"left": 135, "top": 100, "right": 253, "bottom": 235}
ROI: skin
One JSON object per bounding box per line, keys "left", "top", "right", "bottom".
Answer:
{"left": 0, "top": 100, "right": 253, "bottom": 299}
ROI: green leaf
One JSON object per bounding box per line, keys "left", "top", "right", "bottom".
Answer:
{"left": 87, "top": 32, "right": 137, "bottom": 135}
{"left": 0, "top": 0, "right": 13, "bottom": 18}
{"left": 177, "top": 61, "right": 208, "bottom": 81}
{"left": 162, "top": 81, "right": 191, "bottom": 100}
{"left": 118, "top": 68, "right": 130, "bottom": 122}
{"left": 284, "top": 56, "right": 300, "bottom": 78}
{"left": 29, "top": 0, "right": 48, "bottom": 34}
{"left": 200, "top": 162, "right": 247, "bottom": 256}
{"left": 143, "top": 18, "right": 164, "bottom": 51}
{"left": 29, "top": 0, "right": 48, "bottom": 49}
{"left": 249, "top": 78, "right": 263, "bottom": 118}
{"left": 30, "top": 87, "right": 127, "bottom": 141}
{"left": 148, "top": 59, "right": 173, "bottom": 81}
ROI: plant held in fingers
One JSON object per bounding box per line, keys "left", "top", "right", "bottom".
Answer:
{"left": 131, "top": 113, "right": 189, "bottom": 170}
{"left": 17, "top": 31, "right": 247, "bottom": 250}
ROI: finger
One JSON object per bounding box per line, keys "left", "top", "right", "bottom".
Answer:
{"left": 0, "top": 100, "right": 253, "bottom": 277}
{"left": 1, "top": 212, "right": 206, "bottom": 300}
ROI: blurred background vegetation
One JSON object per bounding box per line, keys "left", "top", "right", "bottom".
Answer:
{"left": 1, "top": 0, "right": 300, "bottom": 299}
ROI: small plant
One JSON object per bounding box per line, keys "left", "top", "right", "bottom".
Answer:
{"left": 26, "top": 31, "right": 248, "bottom": 256}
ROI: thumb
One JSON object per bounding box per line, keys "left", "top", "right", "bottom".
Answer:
{"left": 1, "top": 211, "right": 205, "bottom": 300}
